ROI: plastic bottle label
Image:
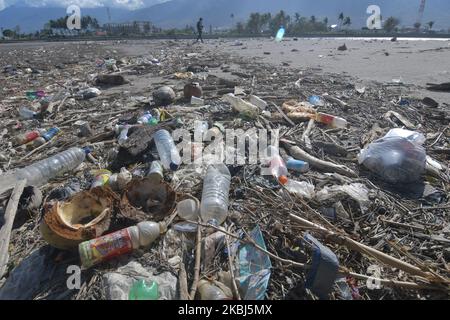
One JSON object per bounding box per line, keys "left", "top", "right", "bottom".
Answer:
{"left": 79, "top": 228, "right": 134, "bottom": 268}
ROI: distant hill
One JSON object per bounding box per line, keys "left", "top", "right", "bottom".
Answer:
{"left": 131, "top": 0, "right": 450, "bottom": 30}
{"left": 1, "top": 0, "right": 449, "bottom": 33}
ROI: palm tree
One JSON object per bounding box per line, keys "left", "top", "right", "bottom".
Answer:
{"left": 323, "top": 17, "right": 328, "bottom": 25}
{"left": 427, "top": 21, "right": 435, "bottom": 30}
{"left": 343, "top": 17, "right": 351, "bottom": 28}
{"left": 414, "top": 22, "right": 421, "bottom": 31}
{"left": 295, "top": 13, "right": 301, "bottom": 23}
{"left": 310, "top": 15, "right": 316, "bottom": 24}
{"left": 338, "top": 12, "right": 344, "bottom": 27}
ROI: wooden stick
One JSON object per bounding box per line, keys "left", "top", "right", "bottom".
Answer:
{"left": 282, "top": 140, "right": 358, "bottom": 178}
{"left": 0, "top": 179, "right": 26, "bottom": 278}
{"left": 189, "top": 219, "right": 202, "bottom": 300}
{"left": 289, "top": 213, "right": 448, "bottom": 282}
{"left": 301, "top": 119, "right": 315, "bottom": 150}
{"left": 270, "top": 102, "right": 296, "bottom": 127}
{"left": 225, "top": 227, "right": 241, "bottom": 300}
{"left": 179, "top": 260, "right": 190, "bottom": 300}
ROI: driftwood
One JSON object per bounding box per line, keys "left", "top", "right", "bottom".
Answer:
{"left": 0, "top": 179, "right": 26, "bottom": 278}
{"left": 282, "top": 140, "right": 358, "bottom": 178}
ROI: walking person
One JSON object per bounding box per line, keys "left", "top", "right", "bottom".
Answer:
{"left": 196, "top": 18, "right": 204, "bottom": 43}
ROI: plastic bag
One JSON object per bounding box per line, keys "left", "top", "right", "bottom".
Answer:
{"left": 358, "top": 130, "right": 426, "bottom": 184}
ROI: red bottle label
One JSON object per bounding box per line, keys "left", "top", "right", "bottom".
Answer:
{"left": 318, "top": 113, "right": 334, "bottom": 125}
{"left": 24, "top": 131, "right": 39, "bottom": 142}
{"left": 80, "top": 228, "right": 134, "bottom": 267}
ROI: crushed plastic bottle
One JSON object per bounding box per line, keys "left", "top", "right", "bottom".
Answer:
{"left": 358, "top": 129, "right": 427, "bottom": 184}
{"left": 200, "top": 164, "right": 231, "bottom": 226}
{"left": 263, "top": 146, "right": 288, "bottom": 185}
{"left": 154, "top": 130, "right": 181, "bottom": 171}
{"left": 79, "top": 221, "right": 165, "bottom": 269}
{"left": 0, "top": 147, "right": 89, "bottom": 193}
{"left": 314, "top": 112, "right": 348, "bottom": 129}
{"left": 129, "top": 280, "right": 159, "bottom": 300}
{"left": 13, "top": 130, "right": 42, "bottom": 146}
{"left": 222, "top": 93, "right": 259, "bottom": 119}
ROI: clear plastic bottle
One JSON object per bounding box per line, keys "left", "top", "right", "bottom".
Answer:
{"left": 200, "top": 164, "right": 231, "bottom": 226}
{"left": 14, "top": 147, "right": 88, "bottom": 187}
{"left": 19, "top": 106, "right": 37, "bottom": 119}
{"left": 79, "top": 221, "right": 164, "bottom": 269}
{"left": 118, "top": 125, "right": 130, "bottom": 145}
{"left": 314, "top": 112, "right": 348, "bottom": 129}
{"left": 264, "top": 146, "right": 288, "bottom": 185}
{"left": 154, "top": 130, "right": 181, "bottom": 171}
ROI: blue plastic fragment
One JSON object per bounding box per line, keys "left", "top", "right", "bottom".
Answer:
{"left": 235, "top": 226, "right": 272, "bottom": 300}
{"left": 304, "top": 233, "right": 339, "bottom": 299}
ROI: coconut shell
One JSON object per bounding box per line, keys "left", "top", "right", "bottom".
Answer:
{"left": 40, "top": 187, "right": 115, "bottom": 250}
{"left": 120, "top": 176, "right": 176, "bottom": 223}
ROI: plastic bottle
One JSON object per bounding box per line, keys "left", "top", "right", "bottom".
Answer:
{"left": 137, "top": 111, "right": 153, "bottom": 124}
{"left": 118, "top": 125, "right": 130, "bottom": 145}
{"left": 129, "top": 280, "right": 159, "bottom": 300}
{"left": 154, "top": 130, "right": 181, "bottom": 171}
{"left": 5, "top": 147, "right": 89, "bottom": 188}
{"left": 249, "top": 95, "right": 268, "bottom": 110}
{"left": 22, "top": 137, "right": 46, "bottom": 151}
{"left": 264, "top": 146, "right": 288, "bottom": 185}
{"left": 286, "top": 157, "right": 310, "bottom": 173}
{"left": 198, "top": 280, "right": 232, "bottom": 300}
{"left": 13, "top": 130, "right": 41, "bottom": 146}
{"left": 314, "top": 112, "right": 348, "bottom": 129}
{"left": 177, "top": 198, "right": 200, "bottom": 221}
{"left": 41, "top": 127, "right": 60, "bottom": 141}
{"left": 222, "top": 93, "right": 259, "bottom": 119}
{"left": 200, "top": 164, "right": 231, "bottom": 226}
{"left": 19, "top": 107, "right": 37, "bottom": 119}
{"left": 91, "top": 170, "right": 112, "bottom": 188}
{"left": 78, "top": 221, "right": 164, "bottom": 269}
{"left": 147, "top": 161, "right": 164, "bottom": 182}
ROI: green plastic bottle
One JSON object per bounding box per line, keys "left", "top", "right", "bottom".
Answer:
{"left": 128, "top": 280, "right": 159, "bottom": 300}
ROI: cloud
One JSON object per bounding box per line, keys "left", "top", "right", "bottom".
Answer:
{"left": 1, "top": 0, "right": 167, "bottom": 10}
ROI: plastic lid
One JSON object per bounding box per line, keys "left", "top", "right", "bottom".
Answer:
{"left": 170, "top": 162, "right": 179, "bottom": 171}
{"left": 279, "top": 175, "right": 289, "bottom": 185}
{"left": 82, "top": 146, "right": 92, "bottom": 154}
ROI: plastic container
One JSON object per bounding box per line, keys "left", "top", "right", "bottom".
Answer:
{"left": 314, "top": 112, "right": 348, "bottom": 129}
{"left": 358, "top": 135, "right": 427, "bottom": 184}
{"left": 129, "top": 280, "right": 159, "bottom": 300}
{"left": 275, "top": 27, "right": 285, "bottom": 42}
{"left": 19, "top": 107, "right": 37, "bottom": 119}
{"left": 41, "top": 127, "right": 60, "bottom": 141}
{"left": 3, "top": 147, "right": 89, "bottom": 189}
{"left": 154, "top": 130, "right": 181, "bottom": 171}
{"left": 264, "top": 146, "right": 288, "bottom": 185}
{"left": 286, "top": 157, "right": 310, "bottom": 173}
{"left": 200, "top": 164, "right": 231, "bottom": 226}
{"left": 79, "top": 221, "right": 163, "bottom": 269}
{"left": 222, "top": 93, "right": 259, "bottom": 119}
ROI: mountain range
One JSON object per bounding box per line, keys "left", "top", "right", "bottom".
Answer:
{"left": 1, "top": 0, "right": 450, "bottom": 33}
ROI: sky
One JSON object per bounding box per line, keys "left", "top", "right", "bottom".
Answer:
{"left": 0, "top": 0, "right": 167, "bottom": 10}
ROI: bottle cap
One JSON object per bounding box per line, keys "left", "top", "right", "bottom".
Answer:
{"left": 82, "top": 146, "right": 92, "bottom": 154}
{"left": 279, "top": 175, "right": 289, "bottom": 185}
{"left": 170, "top": 163, "right": 179, "bottom": 171}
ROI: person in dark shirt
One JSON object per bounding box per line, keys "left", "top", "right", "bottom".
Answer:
{"left": 196, "top": 18, "right": 204, "bottom": 43}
